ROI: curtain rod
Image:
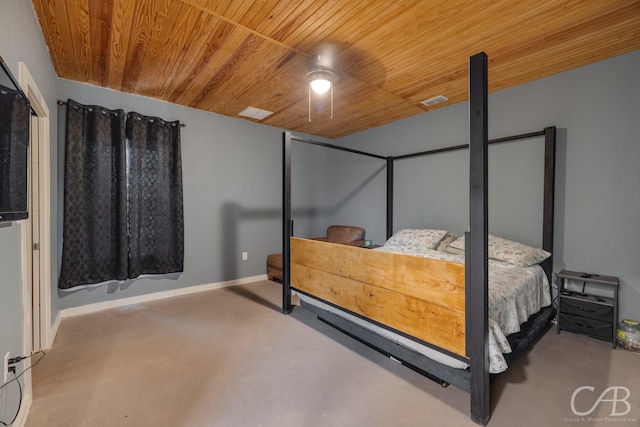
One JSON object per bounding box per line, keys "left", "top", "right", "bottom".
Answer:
{"left": 57, "top": 99, "right": 186, "bottom": 127}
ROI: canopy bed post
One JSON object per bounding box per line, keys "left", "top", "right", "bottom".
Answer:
{"left": 282, "top": 132, "right": 293, "bottom": 314}
{"left": 542, "top": 126, "right": 556, "bottom": 281}
{"left": 467, "top": 51, "right": 490, "bottom": 425}
{"left": 386, "top": 157, "right": 394, "bottom": 239}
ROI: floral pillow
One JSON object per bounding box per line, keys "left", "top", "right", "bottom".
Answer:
{"left": 447, "top": 234, "right": 551, "bottom": 267}
{"left": 384, "top": 229, "right": 448, "bottom": 252}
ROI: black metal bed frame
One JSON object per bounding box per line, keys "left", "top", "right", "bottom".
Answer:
{"left": 280, "top": 52, "right": 556, "bottom": 425}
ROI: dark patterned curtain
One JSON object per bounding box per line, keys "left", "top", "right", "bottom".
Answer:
{"left": 126, "top": 112, "right": 184, "bottom": 278}
{"left": 59, "top": 100, "right": 127, "bottom": 289}
{"left": 59, "top": 101, "right": 184, "bottom": 289}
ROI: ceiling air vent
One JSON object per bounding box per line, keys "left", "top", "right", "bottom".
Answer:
{"left": 420, "top": 95, "right": 448, "bottom": 107}
{"left": 238, "top": 106, "right": 273, "bottom": 120}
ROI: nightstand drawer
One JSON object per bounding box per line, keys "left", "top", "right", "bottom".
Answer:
{"left": 559, "top": 313, "right": 612, "bottom": 340}
{"left": 560, "top": 298, "right": 613, "bottom": 322}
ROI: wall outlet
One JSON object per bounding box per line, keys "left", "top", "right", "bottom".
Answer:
{"left": 242, "top": 252, "right": 248, "bottom": 261}
{"left": 3, "top": 351, "right": 9, "bottom": 384}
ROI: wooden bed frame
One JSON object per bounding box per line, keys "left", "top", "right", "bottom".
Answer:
{"left": 291, "top": 237, "right": 467, "bottom": 356}
{"left": 280, "top": 53, "right": 557, "bottom": 425}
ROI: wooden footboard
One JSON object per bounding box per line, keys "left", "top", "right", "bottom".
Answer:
{"left": 290, "top": 237, "right": 467, "bottom": 357}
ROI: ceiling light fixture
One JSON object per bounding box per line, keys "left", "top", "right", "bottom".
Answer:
{"left": 307, "top": 55, "right": 337, "bottom": 121}
{"left": 309, "top": 70, "right": 334, "bottom": 94}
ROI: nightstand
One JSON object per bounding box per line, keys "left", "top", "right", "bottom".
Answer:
{"left": 556, "top": 270, "right": 619, "bottom": 348}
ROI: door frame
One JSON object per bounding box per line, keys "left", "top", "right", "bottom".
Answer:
{"left": 18, "top": 61, "right": 52, "bottom": 356}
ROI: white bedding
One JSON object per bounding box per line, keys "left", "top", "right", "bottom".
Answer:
{"left": 298, "top": 245, "right": 551, "bottom": 374}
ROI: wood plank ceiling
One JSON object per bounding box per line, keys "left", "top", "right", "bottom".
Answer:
{"left": 33, "top": 0, "right": 640, "bottom": 139}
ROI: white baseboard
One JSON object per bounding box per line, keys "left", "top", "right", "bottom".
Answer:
{"left": 58, "top": 275, "right": 268, "bottom": 320}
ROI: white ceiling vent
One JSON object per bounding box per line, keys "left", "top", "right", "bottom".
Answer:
{"left": 238, "top": 106, "right": 273, "bottom": 120}
{"left": 420, "top": 95, "right": 449, "bottom": 107}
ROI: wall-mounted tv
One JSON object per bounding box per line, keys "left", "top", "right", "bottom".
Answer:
{"left": 0, "top": 56, "right": 31, "bottom": 222}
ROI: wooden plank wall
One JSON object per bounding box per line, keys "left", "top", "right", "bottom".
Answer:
{"left": 290, "top": 237, "right": 466, "bottom": 356}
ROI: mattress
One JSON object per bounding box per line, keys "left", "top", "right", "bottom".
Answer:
{"left": 297, "top": 246, "right": 551, "bottom": 374}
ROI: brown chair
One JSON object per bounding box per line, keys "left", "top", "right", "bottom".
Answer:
{"left": 266, "top": 225, "right": 366, "bottom": 282}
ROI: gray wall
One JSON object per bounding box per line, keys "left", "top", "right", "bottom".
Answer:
{"left": 0, "top": 0, "right": 59, "bottom": 420}
{"left": 312, "top": 134, "right": 547, "bottom": 248}
{"left": 331, "top": 50, "right": 640, "bottom": 321}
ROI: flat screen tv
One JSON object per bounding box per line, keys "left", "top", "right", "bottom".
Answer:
{"left": 0, "top": 56, "right": 31, "bottom": 222}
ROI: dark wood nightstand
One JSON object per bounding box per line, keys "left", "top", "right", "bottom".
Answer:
{"left": 556, "top": 270, "right": 619, "bottom": 348}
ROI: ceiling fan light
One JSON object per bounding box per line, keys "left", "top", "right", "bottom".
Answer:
{"left": 310, "top": 78, "right": 332, "bottom": 94}
{"left": 306, "top": 55, "right": 337, "bottom": 120}
{"left": 306, "top": 64, "right": 337, "bottom": 95}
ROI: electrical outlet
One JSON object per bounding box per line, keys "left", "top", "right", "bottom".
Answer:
{"left": 242, "top": 252, "right": 248, "bottom": 261}
{"left": 3, "top": 351, "right": 9, "bottom": 384}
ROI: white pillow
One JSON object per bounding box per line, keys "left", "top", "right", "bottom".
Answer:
{"left": 384, "top": 229, "right": 448, "bottom": 252}
{"left": 448, "top": 234, "right": 551, "bottom": 267}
